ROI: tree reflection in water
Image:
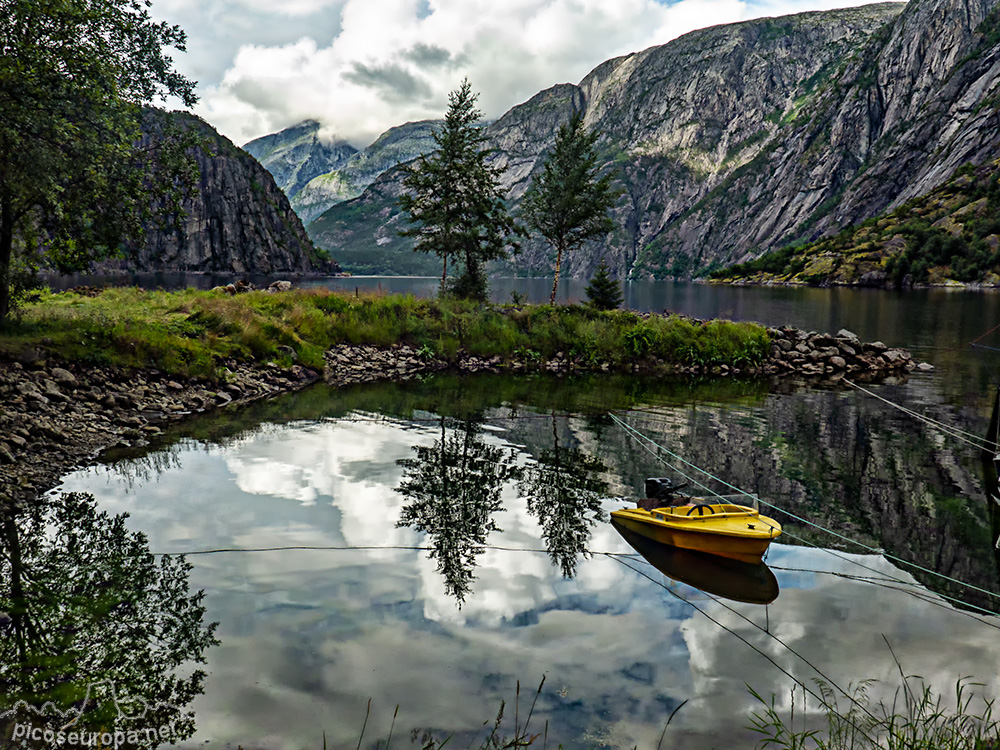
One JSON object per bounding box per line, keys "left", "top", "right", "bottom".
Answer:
{"left": 396, "top": 416, "right": 518, "bottom": 605}
{"left": 519, "top": 413, "right": 609, "bottom": 578}
{"left": 396, "top": 411, "right": 612, "bottom": 603}
{"left": 0, "top": 492, "right": 218, "bottom": 747}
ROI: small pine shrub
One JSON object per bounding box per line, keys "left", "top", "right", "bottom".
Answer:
{"left": 585, "top": 260, "right": 624, "bottom": 311}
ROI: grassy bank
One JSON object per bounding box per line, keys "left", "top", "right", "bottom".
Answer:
{"left": 0, "top": 287, "right": 770, "bottom": 379}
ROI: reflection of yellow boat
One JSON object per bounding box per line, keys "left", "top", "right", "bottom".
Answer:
{"left": 610, "top": 496, "right": 782, "bottom": 564}
{"left": 613, "top": 520, "right": 779, "bottom": 604}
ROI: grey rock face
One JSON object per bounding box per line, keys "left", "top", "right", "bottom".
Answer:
{"left": 243, "top": 120, "right": 358, "bottom": 198}
{"left": 130, "top": 111, "right": 337, "bottom": 274}
{"left": 292, "top": 120, "right": 442, "bottom": 225}
{"left": 311, "top": 0, "right": 1000, "bottom": 279}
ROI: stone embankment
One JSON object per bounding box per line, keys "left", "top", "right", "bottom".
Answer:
{"left": 0, "top": 355, "right": 319, "bottom": 509}
{"left": 323, "top": 327, "right": 929, "bottom": 386}
{"left": 324, "top": 344, "right": 598, "bottom": 386}
{"left": 761, "top": 327, "right": 932, "bottom": 378}
{"left": 2, "top": 324, "right": 928, "bottom": 510}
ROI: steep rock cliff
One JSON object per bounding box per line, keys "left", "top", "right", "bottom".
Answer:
{"left": 130, "top": 111, "right": 336, "bottom": 274}
{"left": 310, "top": 0, "right": 1000, "bottom": 279}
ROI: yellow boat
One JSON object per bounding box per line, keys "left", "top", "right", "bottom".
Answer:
{"left": 612, "top": 521, "right": 780, "bottom": 604}
{"left": 611, "top": 491, "right": 782, "bottom": 564}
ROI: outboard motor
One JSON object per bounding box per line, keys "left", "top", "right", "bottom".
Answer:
{"left": 645, "top": 477, "right": 679, "bottom": 500}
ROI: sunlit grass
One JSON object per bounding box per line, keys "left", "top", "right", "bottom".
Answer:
{"left": 0, "top": 287, "right": 771, "bottom": 380}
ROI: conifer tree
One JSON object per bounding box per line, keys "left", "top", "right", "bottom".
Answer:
{"left": 585, "top": 259, "right": 624, "bottom": 311}
{"left": 398, "top": 79, "right": 523, "bottom": 301}
{"left": 521, "top": 111, "right": 618, "bottom": 305}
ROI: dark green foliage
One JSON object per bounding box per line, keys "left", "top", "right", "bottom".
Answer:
{"left": 0, "top": 492, "right": 218, "bottom": 745}
{"left": 584, "top": 259, "right": 624, "bottom": 310}
{"left": 885, "top": 202, "right": 1000, "bottom": 287}
{"left": 397, "top": 80, "right": 523, "bottom": 301}
{"left": 710, "top": 245, "right": 808, "bottom": 280}
{"left": 0, "top": 0, "right": 198, "bottom": 322}
{"left": 520, "top": 111, "right": 619, "bottom": 304}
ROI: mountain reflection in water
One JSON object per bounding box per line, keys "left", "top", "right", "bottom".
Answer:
{"left": 49, "top": 370, "right": 1000, "bottom": 749}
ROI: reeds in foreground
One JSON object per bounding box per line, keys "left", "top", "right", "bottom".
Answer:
{"left": 749, "top": 674, "right": 999, "bottom": 750}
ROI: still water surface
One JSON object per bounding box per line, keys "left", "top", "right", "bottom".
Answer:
{"left": 42, "top": 281, "right": 1000, "bottom": 747}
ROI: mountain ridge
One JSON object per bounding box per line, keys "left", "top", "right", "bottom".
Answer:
{"left": 300, "top": 0, "right": 1000, "bottom": 280}
{"left": 242, "top": 120, "right": 358, "bottom": 199}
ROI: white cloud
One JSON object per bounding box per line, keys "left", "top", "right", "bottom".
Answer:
{"left": 153, "top": 0, "right": 900, "bottom": 148}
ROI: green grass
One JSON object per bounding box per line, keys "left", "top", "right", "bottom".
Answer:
{"left": 750, "top": 673, "right": 999, "bottom": 749}
{"left": 0, "top": 287, "right": 771, "bottom": 380}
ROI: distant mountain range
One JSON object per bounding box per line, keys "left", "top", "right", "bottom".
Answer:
{"left": 242, "top": 119, "right": 358, "bottom": 201}
{"left": 243, "top": 119, "right": 440, "bottom": 226}
{"left": 244, "top": 0, "right": 1000, "bottom": 281}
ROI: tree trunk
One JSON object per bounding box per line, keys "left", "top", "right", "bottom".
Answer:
{"left": 4, "top": 509, "right": 30, "bottom": 664}
{"left": 0, "top": 196, "right": 13, "bottom": 325}
{"left": 440, "top": 253, "right": 448, "bottom": 295}
{"left": 549, "top": 243, "right": 565, "bottom": 305}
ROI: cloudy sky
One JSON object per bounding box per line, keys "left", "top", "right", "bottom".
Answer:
{"left": 151, "top": 0, "right": 898, "bottom": 149}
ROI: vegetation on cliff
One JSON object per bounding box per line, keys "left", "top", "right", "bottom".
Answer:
{"left": 710, "top": 159, "right": 1000, "bottom": 288}
{"left": 0, "top": 288, "right": 770, "bottom": 379}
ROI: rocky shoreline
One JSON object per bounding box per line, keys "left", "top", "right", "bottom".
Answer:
{"left": 1, "top": 325, "right": 927, "bottom": 511}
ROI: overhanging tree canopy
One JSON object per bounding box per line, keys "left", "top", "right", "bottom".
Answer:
{"left": 0, "top": 0, "right": 197, "bottom": 321}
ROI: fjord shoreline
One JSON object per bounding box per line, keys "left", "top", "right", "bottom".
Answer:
{"left": 0, "top": 286, "right": 922, "bottom": 511}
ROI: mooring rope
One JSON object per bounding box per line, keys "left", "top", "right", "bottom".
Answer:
{"left": 610, "top": 411, "right": 1000, "bottom": 620}
{"left": 609, "top": 412, "right": 1000, "bottom": 613}
{"left": 148, "top": 536, "right": 1000, "bottom": 633}
{"left": 971, "top": 321, "right": 1000, "bottom": 346}
{"left": 606, "top": 553, "right": 885, "bottom": 740}
{"left": 843, "top": 379, "right": 995, "bottom": 454}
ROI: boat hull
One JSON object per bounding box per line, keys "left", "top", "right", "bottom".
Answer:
{"left": 610, "top": 503, "right": 781, "bottom": 564}
{"left": 612, "top": 521, "right": 779, "bottom": 604}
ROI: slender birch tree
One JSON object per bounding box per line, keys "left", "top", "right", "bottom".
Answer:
{"left": 521, "top": 111, "right": 618, "bottom": 305}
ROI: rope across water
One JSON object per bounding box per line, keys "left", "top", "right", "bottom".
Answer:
{"left": 607, "top": 411, "right": 1000, "bottom": 616}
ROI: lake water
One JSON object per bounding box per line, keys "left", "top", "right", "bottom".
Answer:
{"left": 14, "top": 280, "right": 1000, "bottom": 748}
